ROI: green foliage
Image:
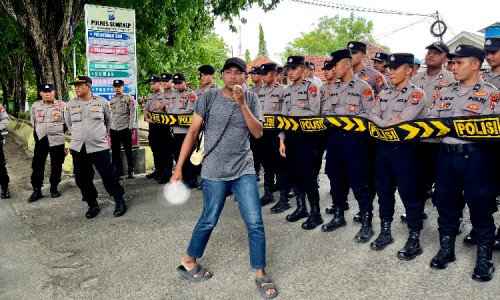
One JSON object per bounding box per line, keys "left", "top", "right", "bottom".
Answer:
{"left": 258, "top": 23, "right": 268, "bottom": 57}
{"left": 284, "top": 13, "right": 384, "bottom": 59}
{"left": 245, "top": 49, "right": 251, "bottom": 63}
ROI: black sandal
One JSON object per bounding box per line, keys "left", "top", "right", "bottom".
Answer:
{"left": 176, "top": 264, "right": 212, "bottom": 282}
{"left": 255, "top": 277, "right": 278, "bottom": 299}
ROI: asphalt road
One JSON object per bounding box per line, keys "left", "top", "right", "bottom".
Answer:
{"left": 1, "top": 135, "right": 500, "bottom": 300}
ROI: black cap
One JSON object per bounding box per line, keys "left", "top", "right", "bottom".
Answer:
{"left": 321, "top": 60, "right": 334, "bottom": 70}
{"left": 198, "top": 65, "right": 215, "bottom": 75}
{"left": 70, "top": 75, "right": 92, "bottom": 85}
{"left": 309, "top": 62, "right": 316, "bottom": 70}
{"left": 425, "top": 41, "right": 450, "bottom": 54}
{"left": 173, "top": 73, "right": 187, "bottom": 83}
{"left": 372, "top": 52, "right": 389, "bottom": 62}
{"left": 484, "top": 37, "right": 500, "bottom": 52}
{"left": 40, "top": 84, "right": 55, "bottom": 92}
{"left": 347, "top": 41, "right": 367, "bottom": 53}
{"left": 260, "top": 63, "right": 278, "bottom": 74}
{"left": 330, "top": 49, "right": 353, "bottom": 64}
{"left": 112, "top": 79, "right": 124, "bottom": 87}
{"left": 149, "top": 76, "right": 162, "bottom": 83}
{"left": 160, "top": 73, "right": 173, "bottom": 81}
{"left": 277, "top": 66, "right": 284, "bottom": 74}
{"left": 384, "top": 53, "right": 415, "bottom": 68}
{"left": 249, "top": 66, "right": 262, "bottom": 75}
{"left": 449, "top": 44, "right": 485, "bottom": 62}
{"left": 222, "top": 57, "right": 247, "bottom": 73}
{"left": 286, "top": 56, "right": 306, "bottom": 68}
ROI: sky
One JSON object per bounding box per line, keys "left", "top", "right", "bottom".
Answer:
{"left": 214, "top": 0, "right": 498, "bottom": 64}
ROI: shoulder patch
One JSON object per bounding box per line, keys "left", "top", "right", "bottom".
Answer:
{"left": 434, "top": 90, "right": 441, "bottom": 100}
{"left": 309, "top": 86, "right": 318, "bottom": 97}
{"left": 190, "top": 94, "right": 196, "bottom": 102}
{"left": 411, "top": 92, "right": 424, "bottom": 105}
{"left": 375, "top": 75, "right": 384, "bottom": 87}
{"left": 362, "top": 88, "right": 374, "bottom": 101}
{"left": 490, "top": 93, "right": 500, "bottom": 110}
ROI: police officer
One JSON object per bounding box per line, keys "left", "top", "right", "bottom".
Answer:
{"left": 0, "top": 103, "right": 10, "bottom": 199}
{"left": 144, "top": 75, "right": 173, "bottom": 183}
{"left": 249, "top": 66, "right": 265, "bottom": 181}
{"left": 249, "top": 67, "right": 265, "bottom": 95}
{"left": 195, "top": 65, "right": 218, "bottom": 96}
{"left": 412, "top": 58, "right": 422, "bottom": 77}
{"left": 170, "top": 73, "right": 198, "bottom": 188}
{"left": 28, "top": 84, "right": 67, "bottom": 202}
{"left": 371, "top": 52, "right": 390, "bottom": 85}
{"left": 369, "top": 53, "right": 426, "bottom": 260}
{"left": 428, "top": 45, "right": 498, "bottom": 282}
{"left": 161, "top": 72, "right": 174, "bottom": 93}
{"left": 280, "top": 55, "right": 323, "bottom": 230}
{"left": 409, "top": 41, "right": 455, "bottom": 222}
{"left": 257, "top": 63, "right": 289, "bottom": 211}
{"left": 320, "top": 49, "right": 376, "bottom": 244}
{"left": 65, "top": 76, "right": 127, "bottom": 219}
{"left": 109, "top": 79, "right": 136, "bottom": 179}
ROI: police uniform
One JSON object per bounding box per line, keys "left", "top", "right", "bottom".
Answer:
{"left": 249, "top": 66, "right": 265, "bottom": 179}
{"left": 145, "top": 76, "right": 173, "bottom": 183}
{"left": 428, "top": 45, "right": 499, "bottom": 281}
{"left": 321, "top": 50, "right": 376, "bottom": 243}
{"left": 65, "top": 76, "right": 126, "bottom": 219}
{"left": 0, "top": 104, "right": 10, "bottom": 199}
{"left": 368, "top": 54, "right": 426, "bottom": 260}
{"left": 28, "top": 84, "right": 66, "bottom": 202}
{"left": 481, "top": 37, "right": 500, "bottom": 88}
{"left": 256, "top": 63, "right": 290, "bottom": 212}
{"left": 169, "top": 73, "right": 198, "bottom": 187}
{"left": 280, "top": 55, "right": 323, "bottom": 230}
{"left": 109, "top": 80, "right": 136, "bottom": 179}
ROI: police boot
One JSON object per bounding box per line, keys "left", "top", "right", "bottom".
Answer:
{"left": 353, "top": 211, "right": 362, "bottom": 223}
{"left": 28, "top": 187, "right": 44, "bottom": 203}
{"left": 157, "top": 169, "right": 172, "bottom": 184}
{"left": 145, "top": 169, "right": 158, "bottom": 179}
{"left": 463, "top": 229, "right": 477, "bottom": 246}
{"left": 321, "top": 206, "right": 346, "bottom": 232}
{"left": 430, "top": 235, "right": 456, "bottom": 270}
{"left": 302, "top": 199, "right": 323, "bottom": 230}
{"left": 260, "top": 186, "right": 275, "bottom": 207}
{"left": 370, "top": 220, "right": 394, "bottom": 251}
{"left": 85, "top": 200, "right": 100, "bottom": 219}
{"left": 397, "top": 229, "right": 423, "bottom": 261}
{"left": 494, "top": 227, "right": 500, "bottom": 251}
{"left": 355, "top": 211, "right": 374, "bottom": 243}
{"left": 113, "top": 196, "right": 128, "bottom": 217}
{"left": 472, "top": 245, "right": 495, "bottom": 282}
{"left": 285, "top": 191, "right": 309, "bottom": 222}
{"left": 270, "top": 188, "right": 291, "bottom": 214}
{"left": 50, "top": 186, "right": 61, "bottom": 198}
{"left": 1, "top": 185, "right": 10, "bottom": 199}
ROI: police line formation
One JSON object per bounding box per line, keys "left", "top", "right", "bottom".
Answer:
{"left": 0, "top": 38, "right": 499, "bottom": 293}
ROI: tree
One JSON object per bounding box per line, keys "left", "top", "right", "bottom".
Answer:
{"left": 284, "top": 13, "right": 386, "bottom": 58}
{"left": 245, "top": 49, "right": 251, "bottom": 63}
{"left": 258, "top": 23, "right": 268, "bottom": 57}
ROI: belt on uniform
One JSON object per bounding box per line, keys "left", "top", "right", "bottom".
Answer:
{"left": 441, "top": 143, "right": 482, "bottom": 153}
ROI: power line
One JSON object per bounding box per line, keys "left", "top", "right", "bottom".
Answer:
{"left": 374, "top": 16, "right": 433, "bottom": 39}
{"left": 288, "top": 0, "right": 432, "bottom": 17}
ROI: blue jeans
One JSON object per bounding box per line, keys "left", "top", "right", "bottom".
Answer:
{"left": 187, "top": 174, "right": 266, "bottom": 269}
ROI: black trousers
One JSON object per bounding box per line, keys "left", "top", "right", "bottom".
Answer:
{"left": 250, "top": 135, "right": 263, "bottom": 174}
{"left": 417, "top": 142, "right": 439, "bottom": 200}
{"left": 314, "top": 132, "right": 327, "bottom": 178}
{"left": 285, "top": 133, "right": 320, "bottom": 203}
{"left": 433, "top": 144, "right": 497, "bottom": 246}
{"left": 261, "top": 131, "right": 286, "bottom": 188}
{"left": 171, "top": 133, "right": 199, "bottom": 181}
{"left": 325, "top": 131, "right": 372, "bottom": 212}
{"left": 110, "top": 128, "right": 134, "bottom": 174}
{"left": 148, "top": 124, "right": 173, "bottom": 173}
{"left": 31, "top": 134, "right": 65, "bottom": 189}
{"left": 71, "top": 144, "right": 124, "bottom": 204}
{"left": 0, "top": 141, "right": 9, "bottom": 189}
{"left": 375, "top": 142, "right": 423, "bottom": 231}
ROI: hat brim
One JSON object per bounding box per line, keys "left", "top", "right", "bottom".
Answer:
{"left": 41, "top": 89, "right": 55, "bottom": 92}
{"left": 223, "top": 63, "right": 246, "bottom": 73}
{"left": 173, "top": 80, "right": 185, "bottom": 84}
{"left": 426, "top": 46, "right": 446, "bottom": 53}
{"left": 113, "top": 84, "right": 124, "bottom": 87}
{"left": 484, "top": 46, "right": 500, "bottom": 52}
{"left": 286, "top": 63, "right": 304, "bottom": 68}
{"left": 384, "top": 62, "right": 407, "bottom": 69}
{"left": 69, "top": 80, "right": 88, "bottom": 85}
{"left": 371, "top": 58, "right": 385, "bottom": 62}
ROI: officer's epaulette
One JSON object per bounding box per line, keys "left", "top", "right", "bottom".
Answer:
{"left": 401, "top": 87, "right": 408, "bottom": 94}
{"left": 334, "top": 81, "right": 341, "bottom": 88}
{"left": 348, "top": 80, "right": 355, "bottom": 87}
{"left": 473, "top": 83, "right": 482, "bottom": 91}
{"left": 483, "top": 82, "right": 497, "bottom": 90}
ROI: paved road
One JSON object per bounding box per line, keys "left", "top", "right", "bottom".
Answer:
{"left": 1, "top": 135, "right": 499, "bottom": 299}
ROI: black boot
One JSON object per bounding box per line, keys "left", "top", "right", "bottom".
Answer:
{"left": 50, "top": 186, "right": 61, "bottom": 198}
{"left": 146, "top": 169, "right": 158, "bottom": 179}
{"left": 260, "top": 186, "right": 275, "bottom": 207}
{"left": 321, "top": 206, "right": 346, "bottom": 232}
{"left": 325, "top": 202, "right": 349, "bottom": 214}
{"left": 1, "top": 187, "right": 10, "bottom": 199}
{"left": 285, "top": 191, "right": 309, "bottom": 222}
{"left": 464, "top": 229, "right": 477, "bottom": 246}
{"left": 127, "top": 168, "right": 135, "bottom": 179}
{"left": 430, "top": 235, "right": 456, "bottom": 269}
{"left": 113, "top": 197, "right": 128, "bottom": 217}
{"left": 355, "top": 211, "right": 374, "bottom": 243}
{"left": 353, "top": 211, "right": 362, "bottom": 223}
{"left": 157, "top": 169, "right": 172, "bottom": 184}
{"left": 85, "top": 200, "right": 100, "bottom": 219}
{"left": 397, "top": 229, "right": 423, "bottom": 261}
{"left": 28, "top": 187, "right": 44, "bottom": 203}
{"left": 302, "top": 199, "right": 323, "bottom": 230}
{"left": 495, "top": 227, "right": 500, "bottom": 251}
{"left": 370, "top": 220, "right": 394, "bottom": 251}
{"left": 270, "top": 188, "right": 291, "bottom": 214}
{"left": 472, "top": 245, "right": 495, "bottom": 282}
